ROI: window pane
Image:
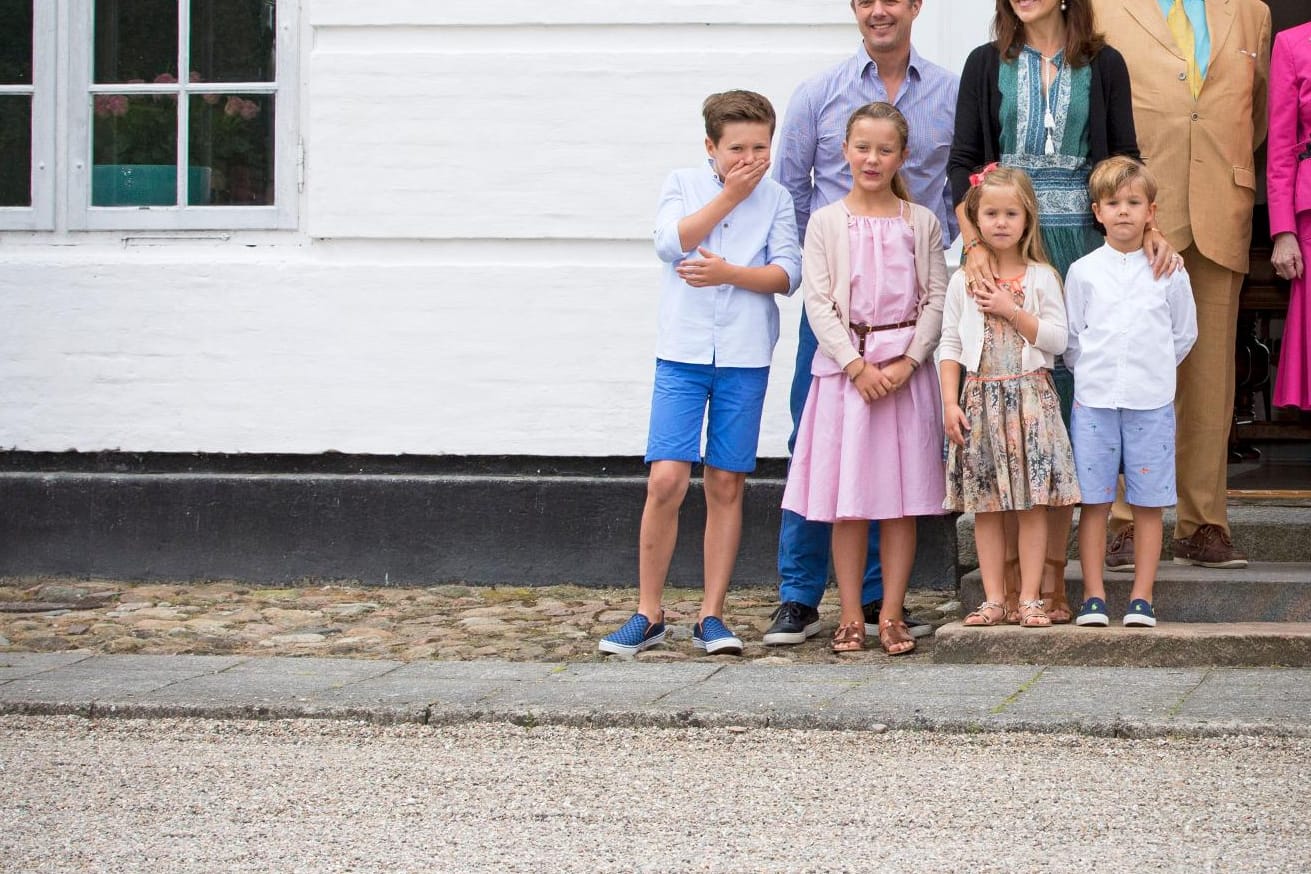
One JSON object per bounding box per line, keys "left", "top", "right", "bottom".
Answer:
{"left": 92, "top": 95, "right": 181, "bottom": 206}
{"left": 94, "top": 0, "right": 178, "bottom": 84}
{"left": 0, "top": 95, "right": 31, "bottom": 206}
{"left": 189, "top": 93, "right": 273, "bottom": 205}
{"left": 0, "top": 0, "right": 33, "bottom": 85}
{"left": 191, "top": 0, "right": 276, "bottom": 83}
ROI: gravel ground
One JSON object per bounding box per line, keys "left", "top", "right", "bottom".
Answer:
{"left": 3, "top": 715, "right": 1309, "bottom": 873}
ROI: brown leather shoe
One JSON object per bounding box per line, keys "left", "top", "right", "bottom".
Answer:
{"left": 1105, "top": 524, "right": 1135, "bottom": 573}
{"left": 1172, "top": 524, "right": 1248, "bottom": 569}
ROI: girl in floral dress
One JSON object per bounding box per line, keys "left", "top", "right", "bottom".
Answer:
{"left": 939, "top": 165, "right": 1080, "bottom": 628}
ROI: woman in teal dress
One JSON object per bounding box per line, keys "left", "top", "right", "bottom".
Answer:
{"left": 948, "top": 0, "right": 1179, "bottom": 623}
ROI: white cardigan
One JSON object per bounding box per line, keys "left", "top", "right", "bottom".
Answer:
{"left": 938, "top": 263, "right": 1068, "bottom": 372}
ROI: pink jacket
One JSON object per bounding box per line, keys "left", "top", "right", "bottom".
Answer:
{"left": 1269, "top": 22, "right": 1311, "bottom": 236}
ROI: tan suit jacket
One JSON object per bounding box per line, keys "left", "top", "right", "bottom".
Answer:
{"left": 1094, "top": 0, "right": 1271, "bottom": 273}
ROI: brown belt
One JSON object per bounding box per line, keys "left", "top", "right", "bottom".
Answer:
{"left": 849, "top": 319, "right": 916, "bottom": 356}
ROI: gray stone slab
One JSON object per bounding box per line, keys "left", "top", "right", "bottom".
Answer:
{"left": 998, "top": 666, "right": 1205, "bottom": 722}
{"left": 368, "top": 660, "right": 561, "bottom": 682}
{"left": 957, "top": 506, "right": 1311, "bottom": 567}
{"left": 309, "top": 676, "right": 506, "bottom": 709}
{"left": 817, "top": 664, "right": 1041, "bottom": 728}
{"left": 936, "top": 621, "right": 1311, "bottom": 666}
{"left": 655, "top": 672, "right": 851, "bottom": 714}
{"left": 122, "top": 656, "right": 402, "bottom": 708}
{"left": 0, "top": 651, "right": 93, "bottom": 681}
{"left": 1172, "top": 668, "right": 1311, "bottom": 724}
{"left": 0, "top": 654, "right": 249, "bottom": 703}
{"left": 558, "top": 662, "right": 721, "bottom": 684}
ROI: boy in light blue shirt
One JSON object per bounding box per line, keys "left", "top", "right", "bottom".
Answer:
{"left": 599, "top": 90, "right": 802, "bottom": 657}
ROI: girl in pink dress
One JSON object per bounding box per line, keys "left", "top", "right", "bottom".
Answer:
{"left": 781, "top": 103, "right": 948, "bottom": 655}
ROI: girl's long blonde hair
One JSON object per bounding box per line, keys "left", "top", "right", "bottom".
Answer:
{"left": 963, "top": 166, "right": 1051, "bottom": 266}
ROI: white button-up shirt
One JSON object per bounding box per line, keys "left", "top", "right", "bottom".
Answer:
{"left": 652, "top": 161, "right": 802, "bottom": 368}
{"left": 1064, "top": 244, "right": 1198, "bottom": 410}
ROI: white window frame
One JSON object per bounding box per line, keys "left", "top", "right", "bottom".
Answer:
{"left": 66, "top": 0, "right": 298, "bottom": 231}
{"left": 0, "top": 1, "right": 55, "bottom": 230}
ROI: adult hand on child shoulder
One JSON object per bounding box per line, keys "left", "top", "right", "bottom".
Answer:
{"left": 943, "top": 403, "right": 970, "bottom": 447}
{"left": 722, "top": 157, "right": 770, "bottom": 204}
{"left": 963, "top": 243, "right": 1001, "bottom": 300}
{"left": 677, "top": 248, "right": 734, "bottom": 287}
{"left": 1144, "top": 227, "right": 1184, "bottom": 279}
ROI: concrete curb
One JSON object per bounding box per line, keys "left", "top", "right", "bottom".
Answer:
{"left": 3, "top": 653, "right": 1310, "bottom": 739}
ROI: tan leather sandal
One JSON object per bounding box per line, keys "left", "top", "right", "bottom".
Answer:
{"left": 878, "top": 619, "right": 916, "bottom": 656}
{"left": 831, "top": 621, "right": 865, "bottom": 653}
{"left": 963, "top": 600, "right": 1007, "bottom": 627}
{"left": 1042, "top": 557, "right": 1072, "bottom": 624}
{"left": 1018, "top": 598, "right": 1052, "bottom": 628}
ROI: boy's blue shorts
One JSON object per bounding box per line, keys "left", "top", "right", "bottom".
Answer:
{"left": 645, "top": 359, "right": 770, "bottom": 474}
{"left": 1071, "top": 402, "right": 1176, "bottom": 508}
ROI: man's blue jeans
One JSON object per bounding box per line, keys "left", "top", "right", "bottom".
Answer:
{"left": 779, "top": 308, "right": 883, "bottom": 608}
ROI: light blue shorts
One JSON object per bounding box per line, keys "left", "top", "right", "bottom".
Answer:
{"left": 1071, "top": 402, "right": 1176, "bottom": 507}
{"left": 645, "top": 359, "right": 770, "bottom": 473}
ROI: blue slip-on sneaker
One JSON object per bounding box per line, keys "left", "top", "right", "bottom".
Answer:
{"left": 1123, "top": 599, "right": 1157, "bottom": 628}
{"left": 598, "top": 612, "right": 667, "bottom": 656}
{"left": 693, "top": 616, "right": 744, "bottom": 655}
{"left": 1075, "top": 597, "right": 1110, "bottom": 627}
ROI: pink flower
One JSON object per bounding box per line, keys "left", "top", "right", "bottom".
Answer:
{"left": 224, "top": 97, "right": 261, "bottom": 120}
{"left": 94, "top": 94, "right": 129, "bottom": 117}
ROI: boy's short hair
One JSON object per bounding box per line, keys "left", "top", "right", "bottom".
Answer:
{"left": 1088, "top": 155, "right": 1159, "bottom": 202}
{"left": 702, "top": 90, "right": 776, "bottom": 142}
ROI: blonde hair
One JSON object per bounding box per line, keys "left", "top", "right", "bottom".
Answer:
{"left": 964, "top": 166, "right": 1050, "bottom": 266}
{"left": 1087, "top": 155, "right": 1159, "bottom": 203}
{"left": 844, "top": 102, "right": 911, "bottom": 202}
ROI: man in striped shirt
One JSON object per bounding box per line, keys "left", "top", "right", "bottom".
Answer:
{"left": 766, "top": 0, "right": 959, "bottom": 646}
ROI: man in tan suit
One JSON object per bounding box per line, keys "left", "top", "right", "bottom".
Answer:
{"left": 1093, "top": 0, "right": 1271, "bottom": 568}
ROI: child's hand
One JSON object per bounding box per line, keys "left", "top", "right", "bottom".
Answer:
{"left": 973, "top": 283, "right": 1019, "bottom": 321}
{"left": 883, "top": 357, "right": 916, "bottom": 392}
{"left": 721, "top": 157, "right": 770, "bottom": 203}
{"left": 851, "top": 361, "right": 894, "bottom": 402}
{"left": 677, "top": 248, "right": 736, "bottom": 287}
{"left": 944, "top": 404, "right": 970, "bottom": 446}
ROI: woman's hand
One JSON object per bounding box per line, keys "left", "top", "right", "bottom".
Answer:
{"left": 1273, "top": 232, "right": 1305, "bottom": 281}
{"left": 847, "top": 360, "right": 893, "bottom": 403}
{"left": 962, "top": 243, "right": 1001, "bottom": 300}
{"left": 944, "top": 403, "right": 970, "bottom": 447}
{"left": 1144, "top": 227, "right": 1184, "bottom": 279}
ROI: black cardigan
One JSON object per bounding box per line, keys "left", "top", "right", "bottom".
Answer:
{"left": 948, "top": 42, "right": 1140, "bottom": 208}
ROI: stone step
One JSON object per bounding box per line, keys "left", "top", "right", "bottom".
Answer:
{"left": 959, "top": 561, "right": 1311, "bottom": 623}
{"left": 933, "top": 621, "right": 1311, "bottom": 667}
{"left": 955, "top": 504, "right": 1311, "bottom": 569}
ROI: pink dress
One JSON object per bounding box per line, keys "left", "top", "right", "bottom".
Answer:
{"left": 782, "top": 208, "right": 947, "bottom": 522}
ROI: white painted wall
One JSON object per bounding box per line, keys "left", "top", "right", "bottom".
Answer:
{"left": 0, "top": 0, "right": 993, "bottom": 456}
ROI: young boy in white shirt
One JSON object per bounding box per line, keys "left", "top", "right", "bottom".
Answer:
{"left": 1064, "top": 156, "right": 1198, "bottom": 628}
{"left": 599, "top": 90, "right": 802, "bottom": 657}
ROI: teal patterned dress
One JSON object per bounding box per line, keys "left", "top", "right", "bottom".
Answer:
{"left": 999, "top": 47, "right": 1102, "bottom": 277}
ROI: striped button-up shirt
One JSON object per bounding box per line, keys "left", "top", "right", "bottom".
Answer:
{"left": 775, "top": 44, "right": 959, "bottom": 243}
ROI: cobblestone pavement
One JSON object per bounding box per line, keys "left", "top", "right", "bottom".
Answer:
{"left": 0, "top": 579, "right": 960, "bottom": 664}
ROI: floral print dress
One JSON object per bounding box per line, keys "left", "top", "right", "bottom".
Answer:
{"left": 943, "top": 277, "right": 1081, "bottom": 512}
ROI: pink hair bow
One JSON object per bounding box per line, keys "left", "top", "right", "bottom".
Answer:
{"left": 969, "top": 162, "right": 1000, "bottom": 188}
